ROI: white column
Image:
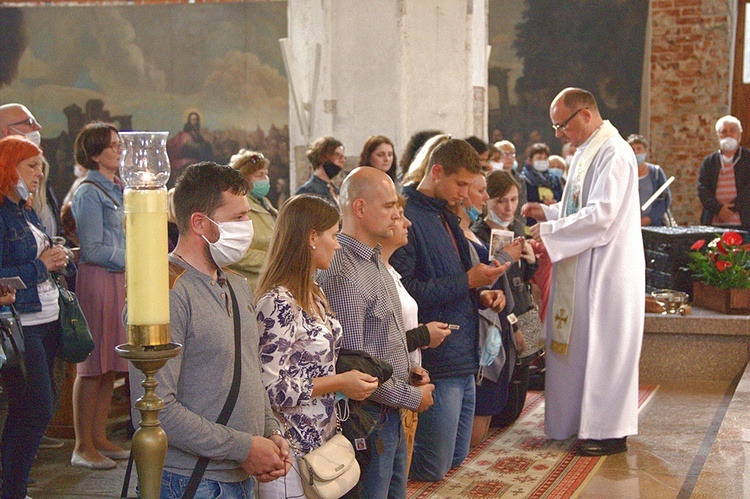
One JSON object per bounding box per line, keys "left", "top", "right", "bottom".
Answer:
{"left": 286, "top": 0, "right": 488, "bottom": 190}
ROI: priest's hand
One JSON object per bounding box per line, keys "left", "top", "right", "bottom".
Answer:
{"left": 479, "top": 289, "right": 506, "bottom": 312}
{"left": 467, "top": 260, "right": 511, "bottom": 289}
{"left": 521, "top": 202, "right": 546, "bottom": 222}
{"left": 529, "top": 224, "right": 542, "bottom": 242}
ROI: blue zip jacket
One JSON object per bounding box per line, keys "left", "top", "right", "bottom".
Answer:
{"left": 391, "top": 186, "right": 479, "bottom": 380}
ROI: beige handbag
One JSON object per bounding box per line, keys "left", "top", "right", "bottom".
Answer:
{"left": 297, "top": 432, "right": 360, "bottom": 499}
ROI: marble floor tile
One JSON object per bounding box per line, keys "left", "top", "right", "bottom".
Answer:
{"left": 578, "top": 469, "right": 684, "bottom": 498}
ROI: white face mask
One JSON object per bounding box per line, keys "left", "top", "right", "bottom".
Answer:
{"left": 15, "top": 177, "right": 30, "bottom": 200}
{"left": 10, "top": 127, "right": 41, "bottom": 146}
{"left": 720, "top": 137, "right": 739, "bottom": 153}
{"left": 201, "top": 216, "right": 254, "bottom": 267}
{"left": 533, "top": 160, "right": 550, "bottom": 172}
{"left": 489, "top": 209, "right": 512, "bottom": 227}
{"left": 565, "top": 154, "right": 575, "bottom": 166}
{"left": 489, "top": 161, "right": 504, "bottom": 171}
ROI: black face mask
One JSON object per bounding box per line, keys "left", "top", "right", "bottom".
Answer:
{"left": 322, "top": 161, "right": 341, "bottom": 180}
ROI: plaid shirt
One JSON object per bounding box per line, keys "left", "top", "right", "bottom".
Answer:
{"left": 317, "top": 233, "right": 422, "bottom": 411}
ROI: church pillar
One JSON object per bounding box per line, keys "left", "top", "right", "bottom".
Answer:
{"left": 284, "top": 0, "right": 488, "bottom": 189}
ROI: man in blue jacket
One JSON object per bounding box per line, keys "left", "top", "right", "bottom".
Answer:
{"left": 392, "top": 138, "right": 507, "bottom": 482}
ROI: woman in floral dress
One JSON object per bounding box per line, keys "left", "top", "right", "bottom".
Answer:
{"left": 255, "top": 194, "right": 379, "bottom": 498}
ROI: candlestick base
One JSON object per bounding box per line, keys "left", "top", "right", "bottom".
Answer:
{"left": 117, "top": 342, "right": 183, "bottom": 499}
{"left": 128, "top": 323, "right": 171, "bottom": 347}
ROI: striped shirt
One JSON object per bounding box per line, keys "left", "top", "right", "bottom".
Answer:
{"left": 713, "top": 158, "right": 741, "bottom": 226}
{"left": 317, "top": 233, "right": 422, "bottom": 411}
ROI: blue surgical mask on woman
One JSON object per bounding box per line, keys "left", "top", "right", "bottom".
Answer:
{"left": 251, "top": 178, "right": 271, "bottom": 198}
{"left": 635, "top": 153, "right": 647, "bottom": 165}
{"left": 465, "top": 205, "right": 480, "bottom": 223}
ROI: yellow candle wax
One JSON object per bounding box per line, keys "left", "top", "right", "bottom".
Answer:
{"left": 124, "top": 188, "right": 170, "bottom": 326}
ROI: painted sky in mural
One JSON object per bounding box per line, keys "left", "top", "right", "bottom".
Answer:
{"left": 0, "top": 2, "right": 289, "bottom": 137}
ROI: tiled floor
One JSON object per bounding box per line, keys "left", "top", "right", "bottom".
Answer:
{"left": 20, "top": 379, "right": 739, "bottom": 498}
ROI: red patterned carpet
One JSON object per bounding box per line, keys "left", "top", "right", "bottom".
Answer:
{"left": 406, "top": 385, "right": 659, "bottom": 499}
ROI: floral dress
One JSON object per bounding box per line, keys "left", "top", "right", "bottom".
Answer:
{"left": 256, "top": 286, "right": 342, "bottom": 455}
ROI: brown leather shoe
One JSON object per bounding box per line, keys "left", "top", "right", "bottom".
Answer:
{"left": 577, "top": 437, "right": 627, "bottom": 456}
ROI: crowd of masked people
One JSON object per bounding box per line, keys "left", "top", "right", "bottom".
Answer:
{"left": 0, "top": 95, "right": 744, "bottom": 498}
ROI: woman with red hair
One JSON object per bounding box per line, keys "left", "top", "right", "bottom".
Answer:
{"left": 0, "top": 135, "right": 73, "bottom": 498}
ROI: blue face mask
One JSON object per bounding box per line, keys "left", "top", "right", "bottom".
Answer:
{"left": 512, "top": 160, "right": 519, "bottom": 171}
{"left": 251, "top": 178, "right": 271, "bottom": 198}
{"left": 548, "top": 168, "right": 564, "bottom": 181}
{"left": 465, "top": 205, "right": 480, "bottom": 222}
{"left": 479, "top": 325, "right": 503, "bottom": 367}
{"left": 635, "top": 153, "right": 647, "bottom": 165}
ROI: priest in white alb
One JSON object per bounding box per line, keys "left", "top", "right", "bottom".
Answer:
{"left": 522, "top": 87, "right": 645, "bottom": 456}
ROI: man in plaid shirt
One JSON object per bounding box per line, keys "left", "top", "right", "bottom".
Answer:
{"left": 317, "top": 167, "right": 434, "bottom": 499}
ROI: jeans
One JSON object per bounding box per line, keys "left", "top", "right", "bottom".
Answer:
{"left": 1, "top": 320, "right": 60, "bottom": 499}
{"left": 409, "top": 374, "right": 475, "bottom": 482}
{"left": 159, "top": 470, "right": 254, "bottom": 499}
{"left": 358, "top": 405, "right": 407, "bottom": 499}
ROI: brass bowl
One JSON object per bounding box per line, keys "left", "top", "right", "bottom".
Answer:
{"left": 651, "top": 289, "right": 690, "bottom": 314}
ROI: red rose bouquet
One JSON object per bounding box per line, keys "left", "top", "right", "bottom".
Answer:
{"left": 688, "top": 231, "right": 750, "bottom": 289}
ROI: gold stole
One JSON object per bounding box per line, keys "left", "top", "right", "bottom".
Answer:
{"left": 549, "top": 121, "right": 620, "bottom": 355}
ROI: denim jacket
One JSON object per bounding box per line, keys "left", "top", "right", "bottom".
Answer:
{"left": 71, "top": 170, "right": 125, "bottom": 271}
{"left": 0, "top": 197, "right": 75, "bottom": 314}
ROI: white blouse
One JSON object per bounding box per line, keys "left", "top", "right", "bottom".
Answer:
{"left": 387, "top": 266, "right": 421, "bottom": 366}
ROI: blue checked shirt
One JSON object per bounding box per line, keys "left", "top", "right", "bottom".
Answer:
{"left": 317, "top": 233, "right": 422, "bottom": 411}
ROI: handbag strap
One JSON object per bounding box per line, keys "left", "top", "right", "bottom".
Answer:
{"left": 183, "top": 279, "right": 242, "bottom": 499}
{"left": 80, "top": 180, "right": 120, "bottom": 208}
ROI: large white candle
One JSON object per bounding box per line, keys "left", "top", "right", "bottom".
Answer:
{"left": 124, "top": 188, "right": 169, "bottom": 326}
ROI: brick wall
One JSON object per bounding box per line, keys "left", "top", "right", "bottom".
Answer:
{"left": 649, "top": 0, "right": 732, "bottom": 224}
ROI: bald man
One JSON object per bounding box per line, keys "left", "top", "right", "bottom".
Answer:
{"left": 317, "top": 167, "right": 434, "bottom": 499}
{"left": 0, "top": 103, "right": 42, "bottom": 144}
{"left": 522, "top": 87, "right": 644, "bottom": 456}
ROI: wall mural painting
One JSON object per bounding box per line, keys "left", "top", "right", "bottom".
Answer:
{"left": 0, "top": 2, "right": 290, "bottom": 207}
{"left": 488, "top": 0, "right": 649, "bottom": 160}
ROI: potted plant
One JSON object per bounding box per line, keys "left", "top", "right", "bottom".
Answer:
{"left": 687, "top": 231, "right": 750, "bottom": 314}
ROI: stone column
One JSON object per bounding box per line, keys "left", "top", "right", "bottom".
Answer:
{"left": 285, "top": 0, "right": 488, "bottom": 190}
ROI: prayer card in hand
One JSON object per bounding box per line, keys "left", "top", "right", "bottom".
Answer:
{"left": 489, "top": 229, "right": 514, "bottom": 261}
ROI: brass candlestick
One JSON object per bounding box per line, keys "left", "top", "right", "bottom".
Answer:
{"left": 116, "top": 131, "right": 181, "bottom": 498}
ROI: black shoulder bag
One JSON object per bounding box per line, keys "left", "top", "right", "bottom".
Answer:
{"left": 183, "top": 280, "right": 243, "bottom": 498}
{"left": 120, "top": 280, "right": 242, "bottom": 499}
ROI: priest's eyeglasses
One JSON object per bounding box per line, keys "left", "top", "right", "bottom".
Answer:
{"left": 552, "top": 107, "right": 587, "bottom": 132}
